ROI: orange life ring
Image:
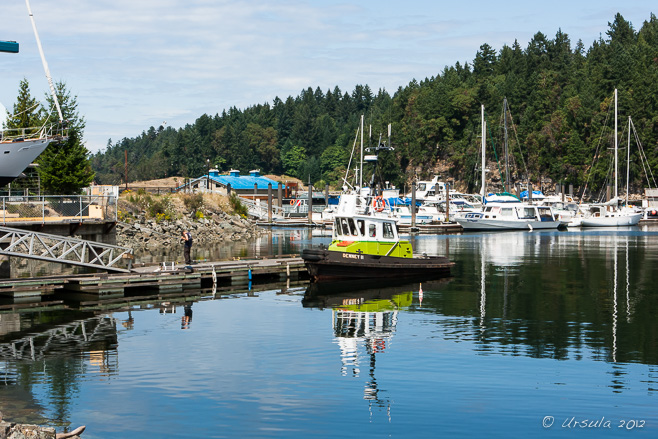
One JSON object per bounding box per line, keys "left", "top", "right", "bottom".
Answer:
{"left": 372, "top": 196, "right": 385, "bottom": 212}
{"left": 289, "top": 199, "right": 294, "bottom": 205}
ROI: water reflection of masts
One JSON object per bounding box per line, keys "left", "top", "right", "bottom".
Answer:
{"left": 612, "top": 241, "right": 618, "bottom": 363}
{"left": 611, "top": 237, "right": 632, "bottom": 363}
{"left": 625, "top": 240, "right": 630, "bottom": 323}
{"left": 480, "top": 241, "right": 486, "bottom": 334}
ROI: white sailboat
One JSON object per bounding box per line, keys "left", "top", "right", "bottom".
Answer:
{"left": 455, "top": 104, "right": 561, "bottom": 231}
{"left": 581, "top": 89, "right": 642, "bottom": 227}
{"left": 1, "top": 0, "right": 66, "bottom": 187}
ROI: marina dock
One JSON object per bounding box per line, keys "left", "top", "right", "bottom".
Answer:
{"left": 0, "top": 256, "right": 307, "bottom": 307}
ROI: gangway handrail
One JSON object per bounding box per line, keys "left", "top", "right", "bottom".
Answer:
{"left": 239, "top": 196, "right": 290, "bottom": 220}
{"left": 0, "top": 225, "right": 132, "bottom": 272}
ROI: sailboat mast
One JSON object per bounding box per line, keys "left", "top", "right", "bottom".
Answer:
{"left": 25, "top": 0, "right": 63, "bottom": 123}
{"left": 503, "top": 98, "right": 510, "bottom": 193}
{"left": 481, "top": 105, "right": 486, "bottom": 199}
{"left": 614, "top": 88, "right": 618, "bottom": 200}
{"left": 626, "top": 116, "right": 631, "bottom": 205}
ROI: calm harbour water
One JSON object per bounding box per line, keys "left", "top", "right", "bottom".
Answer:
{"left": 1, "top": 226, "right": 658, "bottom": 438}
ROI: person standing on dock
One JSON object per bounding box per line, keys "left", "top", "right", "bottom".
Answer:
{"left": 181, "top": 230, "right": 193, "bottom": 265}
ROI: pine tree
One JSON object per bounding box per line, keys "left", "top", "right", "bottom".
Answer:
{"left": 38, "top": 82, "right": 94, "bottom": 194}
{"left": 5, "top": 78, "right": 42, "bottom": 133}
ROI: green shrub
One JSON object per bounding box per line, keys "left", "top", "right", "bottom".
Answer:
{"left": 148, "top": 195, "right": 175, "bottom": 221}
{"left": 182, "top": 193, "right": 204, "bottom": 214}
{"left": 229, "top": 193, "right": 248, "bottom": 217}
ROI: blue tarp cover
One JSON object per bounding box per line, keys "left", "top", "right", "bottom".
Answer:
{"left": 519, "top": 190, "right": 544, "bottom": 199}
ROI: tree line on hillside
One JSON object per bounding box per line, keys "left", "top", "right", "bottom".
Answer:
{"left": 85, "top": 13, "right": 657, "bottom": 198}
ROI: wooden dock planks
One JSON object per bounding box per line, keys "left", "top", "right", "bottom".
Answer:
{"left": 0, "top": 256, "right": 307, "bottom": 301}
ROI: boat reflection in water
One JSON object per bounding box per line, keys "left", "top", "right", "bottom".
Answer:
{"left": 303, "top": 278, "right": 450, "bottom": 416}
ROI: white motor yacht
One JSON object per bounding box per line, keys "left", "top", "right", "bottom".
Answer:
{"left": 455, "top": 193, "right": 561, "bottom": 231}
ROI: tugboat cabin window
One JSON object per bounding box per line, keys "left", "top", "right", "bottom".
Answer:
{"left": 383, "top": 222, "right": 394, "bottom": 239}
{"left": 340, "top": 218, "right": 350, "bottom": 236}
{"left": 347, "top": 218, "right": 358, "bottom": 236}
{"left": 357, "top": 219, "right": 365, "bottom": 236}
{"left": 368, "top": 224, "right": 376, "bottom": 237}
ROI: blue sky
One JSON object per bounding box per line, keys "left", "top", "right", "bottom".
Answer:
{"left": 1, "top": 0, "right": 655, "bottom": 153}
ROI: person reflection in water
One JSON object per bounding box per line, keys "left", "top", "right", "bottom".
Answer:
{"left": 181, "top": 304, "right": 193, "bottom": 329}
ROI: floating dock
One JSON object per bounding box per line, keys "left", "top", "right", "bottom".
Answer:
{"left": 0, "top": 256, "right": 308, "bottom": 306}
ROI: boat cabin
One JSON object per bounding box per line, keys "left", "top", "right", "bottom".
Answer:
{"left": 479, "top": 205, "right": 556, "bottom": 221}
{"left": 332, "top": 215, "right": 399, "bottom": 242}
{"left": 587, "top": 204, "right": 618, "bottom": 218}
{"left": 329, "top": 214, "right": 413, "bottom": 258}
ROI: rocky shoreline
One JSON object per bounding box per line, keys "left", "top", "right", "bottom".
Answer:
{"left": 117, "top": 210, "right": 264, "bottom": 258}
{"left": 0, "top": 412, "right": 84, "bottom": 439}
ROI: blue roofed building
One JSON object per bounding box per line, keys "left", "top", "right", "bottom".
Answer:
{"left": 178, "top": 169, "right": 281, "bottom": 200}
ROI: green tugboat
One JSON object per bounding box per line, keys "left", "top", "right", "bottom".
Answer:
{"left": 302, "top": 194, "right": 454, "bottom": 282}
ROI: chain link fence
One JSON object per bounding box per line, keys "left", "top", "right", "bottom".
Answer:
{"left": 0, "top": 195, "right": 117, "bottom": 225}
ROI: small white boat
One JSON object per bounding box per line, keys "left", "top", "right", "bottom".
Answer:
{"left": 580, "top": 201, "right": 642, "bottom": 227}
{"left": 456, "top": 203, "right": 561, "bottom": 231}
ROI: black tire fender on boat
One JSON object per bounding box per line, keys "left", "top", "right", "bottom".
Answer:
{"left": 301, "top": 249, "right": 323, "bottom": 262}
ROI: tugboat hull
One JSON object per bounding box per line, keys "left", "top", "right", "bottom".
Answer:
{"left": 302, "top": 248, "right": 454, "bottom": 282}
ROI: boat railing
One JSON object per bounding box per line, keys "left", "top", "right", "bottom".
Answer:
{"left": 0, "top": 123, "right": 67, "bottom": 142}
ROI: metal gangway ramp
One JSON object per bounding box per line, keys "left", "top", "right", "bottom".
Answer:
{"left": 240, "top": 197, "right": 289, "bottom": 220}
{"left": 0, "top": 226, "right": 133, "bottom": 273}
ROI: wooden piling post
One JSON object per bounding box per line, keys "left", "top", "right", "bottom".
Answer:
{"left": 277, "top": 183, "right": 283, "bottom": 208}
{"left": 411, "top": 182, "right": 416, "bottom": 227}
{"left": 528, "top": 183, "right": 533, "bottom": 204}
{"left": 444, "top": 182, "right": 450, "bottom": 223}
{"left": 308, "top": 183, "right": 313, "bottom": 225}
{"left": 268, "top": 183, "right": 272, "bottom": 223}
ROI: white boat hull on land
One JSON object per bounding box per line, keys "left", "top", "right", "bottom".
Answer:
{"left": 0, "top": 137, "right": 54, "bottom": 186}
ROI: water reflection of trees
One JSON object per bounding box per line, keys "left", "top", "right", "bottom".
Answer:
{"left": 417, "top": 231, "right": 658, "bottom": 392}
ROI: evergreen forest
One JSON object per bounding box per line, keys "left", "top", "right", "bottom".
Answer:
{"left": 90, "top": 13, "right": 658, "bottom": 198}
